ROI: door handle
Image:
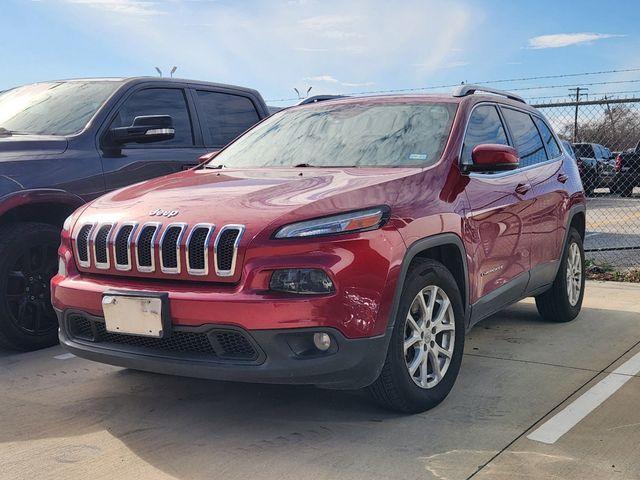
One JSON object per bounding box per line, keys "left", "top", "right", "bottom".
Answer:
{"left": 515, "top": 183, "right": 531, "bottom": 195}
{"left": 557, "top": 173, "right": 568, "bottom": 183}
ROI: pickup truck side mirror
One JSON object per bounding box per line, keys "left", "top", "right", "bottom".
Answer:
{"left": 108, "top": 115, "right": 175, "bottom": 145}
{"left": 468, "top": 144, "right": 520, "bottom": 173}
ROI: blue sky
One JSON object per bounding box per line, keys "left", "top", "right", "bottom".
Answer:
{"left": 1, "top": 0, "right": 638, "bottom": 105}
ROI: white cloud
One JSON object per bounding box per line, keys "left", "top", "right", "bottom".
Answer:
{"left": 304, "top": 75, "right": 339, "bottom": 83}
{"left": 63, "top": 0, "right": 164, "bottom": 16}
{"left": 527, "top": 33, "right": 624, "bottom": 49}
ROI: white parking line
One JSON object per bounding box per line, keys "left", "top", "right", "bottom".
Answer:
{"left": 54, "top": 353, "right": 76, "bottom": 360}
{"left": 527, "top": 351, "right": 640, "bottom": 445}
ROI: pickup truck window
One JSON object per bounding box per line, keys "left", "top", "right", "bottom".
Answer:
{"left": 574, "top": 144, "right": 595, "bottom": 158}
{"left": 0, "top": 80, "right": 122, "bottom": 136}
{"left": 196, "top": 91, "right": 260, "bottom": 147}
{"left": 211, "top": 102, "right": 457, "bottom": 168}
{"left": 110, "top": 88, "right": 194, "bottom": 146}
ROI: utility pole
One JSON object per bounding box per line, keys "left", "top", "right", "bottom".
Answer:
{"left": 569, "top": 87, "right": 588, "bottom": 142}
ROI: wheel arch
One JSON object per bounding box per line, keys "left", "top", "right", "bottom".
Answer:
{"left": 386, "top": 233, "right": 470, "bottom": 336}
{"left": 0, "top": 189, "right": 85, "bottom": 229}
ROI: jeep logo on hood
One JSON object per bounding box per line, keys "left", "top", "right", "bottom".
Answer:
{"left": 149, "top": 208, "right": 179, "bottom": 218}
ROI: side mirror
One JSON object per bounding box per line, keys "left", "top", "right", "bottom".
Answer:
{"left": 108, "top": 115, "right": 175, "bottom": 145}
{"left": 197, "top": 150, "right": 220, "bottom": 164}
{"left": 469, "top": 144, "right": 519, "bottom": 173}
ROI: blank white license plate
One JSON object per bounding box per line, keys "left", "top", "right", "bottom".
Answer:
{"left": 102, "top": 295, "right": 165, "bottom": 338}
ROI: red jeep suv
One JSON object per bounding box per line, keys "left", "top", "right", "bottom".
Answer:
{"left": 52, "top": 86, "right": 586, "bottom": 413}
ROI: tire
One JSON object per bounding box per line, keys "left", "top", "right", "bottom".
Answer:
{"left": 368, "top": 259, "right": 465, "bottom": 413}
{"left": 0, "top": 222, "right": 61, "bottom": 351}
{"left": 535, "top": 228, "right": 585, "bottom": 323}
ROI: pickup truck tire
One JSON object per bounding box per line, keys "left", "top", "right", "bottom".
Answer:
{"left": 0, "top": 222, "right": 60, "bottom": 351}
{"left": 368, "top": 259, "right": 465, "bottom": 413}
{"left": 535, "top": 228, "right": 585, "bottom": 323}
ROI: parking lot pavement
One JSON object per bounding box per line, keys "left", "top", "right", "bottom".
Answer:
{"left": 1, "top": 281, "right": 638, "bottom": 480}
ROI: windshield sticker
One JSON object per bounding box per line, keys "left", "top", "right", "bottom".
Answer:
{"left": 409, "top": 153, "right": 427, "bottom": 160}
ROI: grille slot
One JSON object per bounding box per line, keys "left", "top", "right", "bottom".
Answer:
{"left": 187, "top": 224, "right": 214, "bottom": 275}
{"left": 93, "top": 224, "right": 113, "bottom": 268}
{"left": 214, "top": 225, "right": 244, "bottom": 276}
{"left": 66, "top": 315, "right": 259, "bottom": 361}
{"left": 114, "top": 224, "right": 136, "bottom": 270}
{"left": 76, "top": 224, "right": 93, "bottom": 267}
{"left": 160, "top": 224, "right": 186, "bottom": 273}
{"left": 136, "top": 223, "right": 160, "bottom": 272}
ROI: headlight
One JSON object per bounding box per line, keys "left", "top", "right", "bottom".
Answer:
{"left": 274, "top": 207, "right": 389, "bottom": 239}
{"left": 62, "top": 214, "right": 74, "bottom": 233}
{"left": 270, "top": 269, "right": 334, "bottom": 294}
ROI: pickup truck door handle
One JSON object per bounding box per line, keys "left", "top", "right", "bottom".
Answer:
{"left": 515, "top": 183, "right": 531, "bottom": 195}
{"left": 557, "top": 173, "right": 568, "bottom": 183}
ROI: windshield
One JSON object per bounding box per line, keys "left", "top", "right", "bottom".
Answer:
{"left": 210, "top": 102, "right": 457, "bottom": 168}
{"left": 0, "top": 80, "right": 123, "bottom": 136}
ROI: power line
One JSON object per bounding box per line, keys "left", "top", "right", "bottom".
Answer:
{"left": 525, "top": 89, "right": 640, "bottom": 101}
{"left": 266, "top": 67, "right": 640, "bottom": 103}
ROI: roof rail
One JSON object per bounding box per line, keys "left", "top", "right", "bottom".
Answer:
{"left": 298, "top": 94, "right": 347, "bottom": 105}
{"left": 452, "top": 84, "right": 526, "bottom": 104}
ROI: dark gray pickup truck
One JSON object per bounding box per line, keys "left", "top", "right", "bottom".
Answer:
{"left": 612, "top": 141, "right": 640, "bottom": 196}
{"left": 0, "top": 77, "right": 269, "bottom": 350}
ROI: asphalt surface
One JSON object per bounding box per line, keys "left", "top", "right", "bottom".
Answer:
{"left": 585, "top": 191, "right": 640, "bottom": 268}
{"left": 1, "top": 281, "right": 639, "bottom": 480}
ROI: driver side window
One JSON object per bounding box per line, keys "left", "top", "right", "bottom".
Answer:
{"left": 461, "top": 105, "right": 509, "bottom": 166}
{"left": 110, "top": 88, "right": 194, "bottom": 147}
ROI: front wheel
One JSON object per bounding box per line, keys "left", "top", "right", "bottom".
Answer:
{"left": 368, "top": 259, "right": 465, "bottom": 413}
{"left": 535, "top": 228, "right": 585, "bottom": 322}
{"left": 0, "top": 222, "right": 61, "bottom": 351}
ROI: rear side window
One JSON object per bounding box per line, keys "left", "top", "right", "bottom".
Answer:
{"left": 111, "top": 88, "right": 194, "bottom": 146}
{"left": 574, "top": 144, "right": 594, "bottom": 158}
{"left": 196, "top": 91, "right": 261, "bottom": 147}
{"left": 533, "top": 117, "right": 561, "bottom": 159}
{"left": 502, "top": 108, "right": 547, "bottom": 167}
{"left": 461, "top": 105, "right": 509, "bottom": 165}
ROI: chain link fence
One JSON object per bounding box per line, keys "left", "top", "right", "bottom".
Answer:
{"left": 533, "top": 97, "right": 640, "bottom": 270}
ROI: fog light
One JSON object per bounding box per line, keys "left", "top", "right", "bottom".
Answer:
{"left": 313, "top": 332, "right": 331, "bottom": 351}
{"left": 269, "top": 269, "right": 334, "bottom": 294}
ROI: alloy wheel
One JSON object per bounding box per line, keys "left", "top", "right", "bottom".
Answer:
{"left": 404, "top": 285, "right": 455, "bottom": 389}
{"left": 566, "top": 242, "right": 582, "bottom": 307}
{"left": 5, "top": 243, "right": 58, "bottom": 336}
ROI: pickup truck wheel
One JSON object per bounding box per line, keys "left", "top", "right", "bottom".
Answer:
{"left": 368, "top": 259, "right": 464, "bottom": 413}
{"left": 535, "top": 228, "right": 585, "bottom": 323}
{"left": 0, "top": 223, "right": 60, "bottom": 351}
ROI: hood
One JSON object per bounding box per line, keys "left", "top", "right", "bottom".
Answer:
{"left": 0, "top": 134, "right": 68, "bottom": 159}
{"left": 82, "top": 167, "right": 417, "bottom": 234}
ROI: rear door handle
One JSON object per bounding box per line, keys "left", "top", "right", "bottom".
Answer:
{"left": 557, "top": 173, "right": 568, "bottom": 183}
{"left": 515, "top": 183, "right": 531, "bottom": 195}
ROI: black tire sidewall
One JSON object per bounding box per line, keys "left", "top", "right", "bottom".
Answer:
{"left": 0, "top": 223, "right": 61, "bottom": 350}
{"left": 387, "top": 262, "right": 465, "bottom": 410}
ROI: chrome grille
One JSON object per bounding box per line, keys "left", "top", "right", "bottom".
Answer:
{"left": 113, "top": 223, "right": 136, "bottom": 271}
{"left": 160, "top": 223, "right": 186, "bottom": 274}
{"left": 186, "top": 224, "right": 215, "bottom": 275}
{"left": 93, "top": 224, "right": 113, "bottom": 269}
{"left": 136, "top": 223, "right": 160, "bottom": 272}
{"left": 214, "top": 225, "right": 244, "bottom": 276}
{"left": 73, "top": 221, "right": 243, "bottom": 279}
{"left": 76, "top": 224, "right": 94, "bottom": 267}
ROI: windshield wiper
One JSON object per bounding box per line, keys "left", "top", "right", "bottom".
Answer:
{"left": 203, "top": 164, "right": 225, "bottom": 169}
{"left": 0, "top": 127, "right": 32, "bottom": 136}
{"left": 293, "top": 163, "right": 314, "bottom": 167}
{"left": 293, "top": 163, "right": 358, "bottom": 168}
